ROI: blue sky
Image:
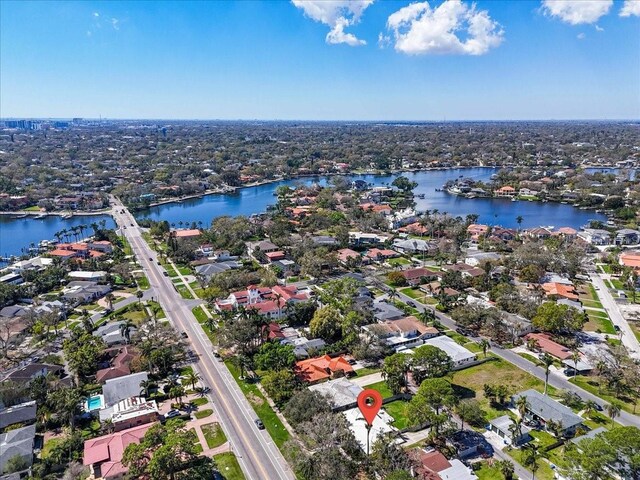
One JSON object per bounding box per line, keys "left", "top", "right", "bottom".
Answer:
{"left": 1, "top": 0, "right": 639, "bottom": 120}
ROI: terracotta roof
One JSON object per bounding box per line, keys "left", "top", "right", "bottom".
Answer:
{"left": 542, "top": 282, "right": 578, "bottom": 300}
{"left": 295, "top": 354, "right": 354, "bottom": 383}
{"left": 173, "top": 229, "right": 201, "bottom": 238}
{"left": 620, "top": 251, "right": 640, "bottom": 269}
{"left": 337, "top": 248, "right": 360, "bottom": 262}
{"left": 83, "top": 423, "right": 154, "bottom": 479}
{"left": 526, "top": 333, "right": 572, "bottom": 360}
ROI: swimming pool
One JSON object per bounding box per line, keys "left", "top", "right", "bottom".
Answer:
{"left": 84, "top": 394, "right": 105, "bottom": 412}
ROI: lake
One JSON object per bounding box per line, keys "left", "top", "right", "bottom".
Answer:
{"left": 138, "top": 167, "right": 606, "bottom": 230}
{"left": 0, "top": 167, "right": 608, "bottom": 259}
{"left": 0, "top": 215, "right": 115, "bottom": 261}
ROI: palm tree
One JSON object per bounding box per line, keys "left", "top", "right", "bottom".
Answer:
{"left": 119, "top": 320, "right": 135, "bottom": 343}
{"left": 584, "top": 399, "right": 598, "bottom": 417}
{"left": 540, "top": 353, "right": 554, "bottom": 395}
{"left": 498, "top": 460, "right": 515, "bottom": 480}
{"left": 606, "top": 401, "right": 621, "bottom": 426}
{"left": 516, "top": 396, "right": 530, "bottom": 419}
{"left": 571, "top": 350, "right": 580, "bottom": 378}
{"left": 139, "top": 379, "right": 157, "bottom": 397}
{"left": 183, "top": 370, "right": 201, "bottom": 390}
{"left": 479, "top": 339, "right": 490, "bottom": 358}
{"left": 136, "top": 290, "right": 144, "bottom": 304}
{"left": 105, "top": 293, "right": 115, "bottom": 311}
{"left": 102, "top": 418, "right": 115, "bottom": 435}
{"left": 523, "top": 443, "right": 541, "bottom": 480}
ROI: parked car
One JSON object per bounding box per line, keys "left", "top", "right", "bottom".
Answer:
{"left": 181, "top": 331, "right": 188, "bottom": 339}
{"left": 407, "top": 301, "right": 416, "bottom": 307}
{"left": 254, "top": 419, "right": 265, "bottom": 430}
{"left": 614, "top": 325, "right": 620, "bottom": 332}
{"left": 166, "top": 409, "right": 181, "bottom": 418}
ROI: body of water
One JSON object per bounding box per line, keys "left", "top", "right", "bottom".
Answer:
{"left": 139, "top": 167, "right": 606, "bottom": 230}
{"left": 0, "top": 215, "right": 115, "bottom": 260}
{"left": 0, "top": 167, "right": 608, "bottom": 259}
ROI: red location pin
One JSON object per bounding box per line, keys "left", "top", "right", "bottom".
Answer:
{"left": 357, "top": 389, "right": 383, "bottom": 426}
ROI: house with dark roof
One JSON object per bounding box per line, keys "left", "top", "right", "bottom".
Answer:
{"left": 1, "top": 363, "right": 64, "bottom": 385}
{"left": 0, "top": 424, "right": 35, "bottom": 475}
{"left": 96, "top": 346, "right": 139, "bottom": 384}
{"left": 512, "top": 389, "right": 583, "bottom": 437}
{"left": 0, "top": 401, "right": 36, "bottom": 430}
{"left": 401, "top": 267, "right": 440, "bottom": 286}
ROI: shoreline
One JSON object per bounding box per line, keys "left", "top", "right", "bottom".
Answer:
{"left": 0, "top": 209, "right": 113, "bottom": 217}
{"left": 138, "top": 165, "right": 501, "bottom": 210}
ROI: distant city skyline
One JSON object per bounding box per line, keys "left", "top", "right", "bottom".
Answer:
{"left": 1, "top": 0, "right": 639, "bottom": 120}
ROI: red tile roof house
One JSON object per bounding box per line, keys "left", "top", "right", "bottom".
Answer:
{"left": 337, "top": 248, "right": 361, "bottom": 265}
{"left": 401, "top": 267, "right": 440, "bottom": 286}
{"left": 360, "top": 203, "right": 393, "bottom": 215}
{"left": 525, "top": 333, "right": 572, "bottom": 360}
{"left": 466, "top": 224, "right": 490, "bottom": 243}
{"left": 96, "top": 346, "right": 139, "bottom": 384}
{"left": 397, "top": 222, "right": 429, "bottom": 235}
{"left": 215, "top": 284, "right": 311, "bottom": 320}
{"left": 495, "top": 186, "right": 516, "bottom": 197}
{"left": 365, "top": 248, "right": 399, "bottom": 262}
{"left": 83, "top": 423, "right": 154, "bottom": 480}
{"left": 170, "top": 228, "right": 202, "bottom": 240}
{"left": 295, "top": 354, "right": 354, "bottom": 384}
{"left": 264, "top": 251, "right": 286, "bottom": 263}
{"left": 620, "top": 251, "right": 640, "bottom": 272}
{"left": 542, "top": 282, "right": 579, "bottom": 301}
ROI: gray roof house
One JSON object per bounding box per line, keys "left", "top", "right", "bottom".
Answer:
{"left": 512, "top": 389, "right": 583, "bottom": 437}
{"left": 0, "top": 424, "right": 35, "bottom": 475}
{"left": 488, "top": 415, "right": 531, "bottom": 446}
{"left": 103, "top": 371, "right": 149, "bottom": 407}
{"left": 62, "top": 281, "right": 111, "bottom": 304}
{"left": 0, "top": 401, "right": 37, "bottom": 430}
{"left": 373, "top": 301, "right": 405, "bottom": 322}
{"left": 93, "top": 321, "right": 136, "bottom": 346}
{"left": 195, "top": 261, "right": 240, "bottom": 282}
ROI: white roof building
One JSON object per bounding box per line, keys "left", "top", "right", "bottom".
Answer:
{"left": 342, "top": 407, "right": 397, "bottom": 453}
{"left": 309, "top": 377, "right": 363, "bottom": 409}
{"left": 422, "top": 336, "right": 477, "bottom": 369}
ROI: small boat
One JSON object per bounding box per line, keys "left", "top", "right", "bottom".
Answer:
{"left": 61, "top": 213, "right": 73, "bottom": 219}
{"left": 12, "top": 213, "right": 27, "bottom": 219}
{"left": 34, "top": 213, "right": 47, "bottom": 219}
{"left": 415, "top": 193, "right": 425, "bottom": 199}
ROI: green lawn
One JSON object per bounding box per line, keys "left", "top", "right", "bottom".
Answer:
{"left": 137, "top": 276, "right": 150, "bottom": 290}
{"left": 581, "top": 299, "right": 603, "bottom": 309}
{"left": 192, "top": 306, "right": 209, "bottom": 323}
{"left": 399, "top": 287, "right": 437, "bottom": 304}
{"left": 177, "top": 284, "right": 194, "bottom": 299}
{"left": 388, "top": 257, "right": 411, "bottom": 266}
{"left": 201, "top": 422, "right": 227, "bottom": 449}
{"left": 383, "top": 400, "right": 410, "bottom": 429}
{"left": 194, "top": 409, "right": 213, "bottom": 419}
{"left": 584, "top": 313, "right": 616, "bottom": 334}
{"left": 518, "top": 352, "right": 541, "bottom": 365}
{"left": 474, "top": 462, "right": 507, "bottom": 480}
{"left": 191, "top": 397, "right": 208, "bottom": 407}
{"left": 366, "top": 381, "right": 393, "bottom": 398}
{"left": 41, "top": 438, "right": 63, "bottom": 459}
{"left": 450, "top": 358, "right": 554, "bottom": 421}
{"left": 508, "top": 447, "right": 555, "bottom": 480}
{"left": 214, "top": 452, "right": 245, "bottom": 480}
{"left": 178, "top": 266, "right": 192, "bottom": 275}
{"left": 224, "top": 360, "right": 290, "bottom": 449}
{"left": 570, "top": 375, "right": 638, "bottom": 414}
{"left": 354, "top": 367, "right": 381, "bottom": 377}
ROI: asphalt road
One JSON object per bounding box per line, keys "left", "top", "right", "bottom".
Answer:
{"left": 590, "top": 273, "right": 640, "bottom": 359}
{"left": 110, "top": 198, "right": 294, "bottom": 480}
{"left": 391, "top": 287, "right": 640, "bottom": 429}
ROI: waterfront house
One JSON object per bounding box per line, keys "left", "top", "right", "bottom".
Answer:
{"left": 170, "top": 229, "right": 201, "bottom": 241}
{"left": 495, "top": 186, "right": 516, "bottom": 197}
{"left": 615, "top": 228, "right": 640, "bottom": 245}
{"left": 578, "top": 228, "right": 611, "bottom": 245}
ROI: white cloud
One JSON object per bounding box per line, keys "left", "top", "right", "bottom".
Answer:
{"left": 292, "top": 0, "right": 373, "bottom": 46}
{"left": 577, "top": 32, "right": 586, "bottom": 39}
{"left": 384, "top": 0, "right": 504, "bottom": 56}
{"left": 93, "top": 12, "right": 99, "bottom": 17}
{"left": 595, "top": 24, "right": 604, "bottom": 31}
{"left": 111, "top": 18, "right": 120, "bottom": 30}
{"left": 620, "top": 0, "right": 640, "bottom": 17}
{"left": 541, "top": 0, "right": 612, "bottom": 25}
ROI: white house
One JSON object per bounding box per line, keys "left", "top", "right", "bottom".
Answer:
{"left": 422, "top": 336, "right": 477, "bottom": 369}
